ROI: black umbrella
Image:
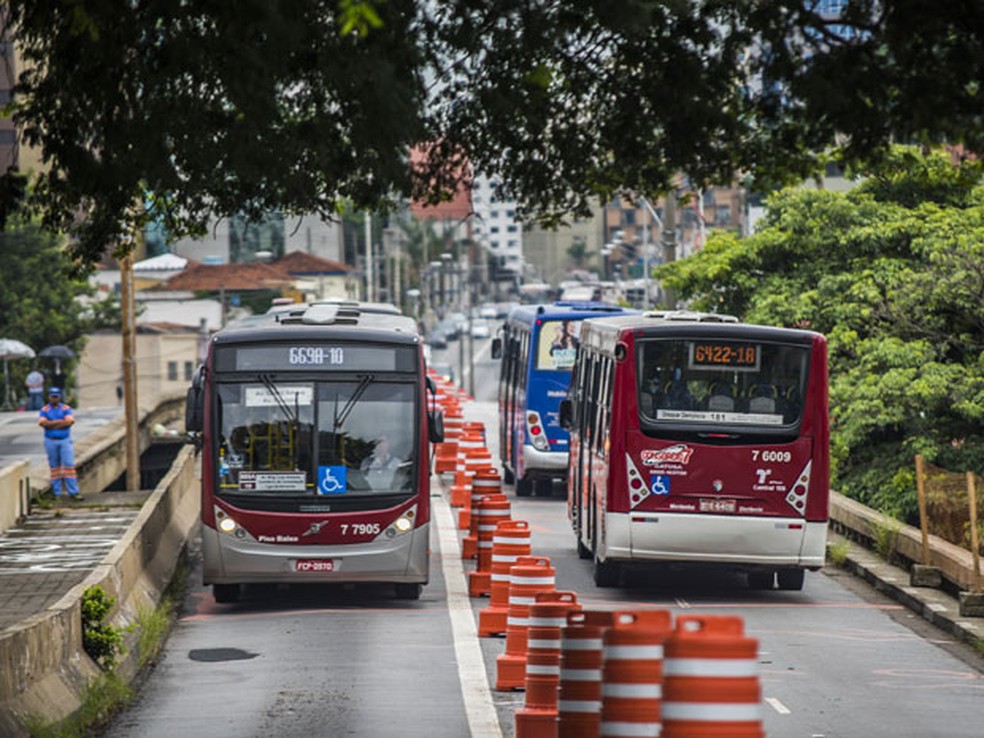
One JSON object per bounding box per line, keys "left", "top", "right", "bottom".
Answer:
{"left": 39, "top": 345, "right": 76, "bottom": 375}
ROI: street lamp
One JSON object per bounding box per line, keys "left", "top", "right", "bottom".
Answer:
{"left": 638, "top": 198, "right": 664, "bottom": 310}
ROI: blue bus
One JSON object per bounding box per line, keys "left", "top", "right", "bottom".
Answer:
{"left": 492, "top": 302, "right": 637, "bottom": 496}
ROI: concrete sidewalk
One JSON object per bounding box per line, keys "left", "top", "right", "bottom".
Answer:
{"left": 0, "top": 407, "right": 151, "bottom": 632}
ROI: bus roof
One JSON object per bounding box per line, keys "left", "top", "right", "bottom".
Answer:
{"left": 578, "top": 311, "right": 822, "bottom": 352}
{"left": 214, "top": 303, "right": 420, "bottom": 346}
{"left": 506, "top": 301, "right": 637, "bottom": 325}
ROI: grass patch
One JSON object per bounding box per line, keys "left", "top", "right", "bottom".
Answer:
{"left": 871, "top": 513, "right": 902, "bottom": 563}
{"left": 133, "top": 559, "right": 186, "bottom": 668}
{"left": 827, "top": 539, "right": 850, "bottom": 567}
{"left": 25, "top": 672, "right": 134, "bottom": 738}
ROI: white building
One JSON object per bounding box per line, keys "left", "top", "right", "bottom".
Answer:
{"left": 470, "top": 176, "right": 524, "bottom": 278}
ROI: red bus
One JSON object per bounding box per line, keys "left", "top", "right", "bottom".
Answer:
{"left": 562, "top": 310, "right": 829, "bottom": 590}
{"left": 185, "top": 303, "right": 443, "bottom": 602}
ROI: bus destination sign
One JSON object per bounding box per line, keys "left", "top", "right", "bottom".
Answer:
{"left": 689, "top": 341, "right": 759, "bottom": 371}
{"left": 220, "top": 344, "right": 412, "bottom": 373}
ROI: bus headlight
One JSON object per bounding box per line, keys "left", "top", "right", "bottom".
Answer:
{"left": 218, "top": 516, "right": 237, "bottom": 534}
{"left": 383, "top": 507, "right": 417, "bottom": 538}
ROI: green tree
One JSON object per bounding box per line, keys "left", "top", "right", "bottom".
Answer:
{"left": 0, "top": 217, "right": 112, "bottom": 400}
{"left": 657, "top": 147, "right": 984, "bottom": 522}
{"left": 4, "top": 2, "right": 983, "bottom": 269}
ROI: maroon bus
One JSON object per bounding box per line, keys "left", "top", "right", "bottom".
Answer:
{"left": 563, "top": 311, "right": 829, "bottom": 590}
{"left": 186, "top": 303, "right": 442, "bottom": 602}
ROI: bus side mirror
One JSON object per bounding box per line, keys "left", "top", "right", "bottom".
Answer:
{"left": 491, "top": 337, "right": 502, "bottom": 359}
{"left": 184, "top": 365, "right": 205, "bottom": 435}
{"left": 559, "top": 399, "right": 572, "bottom": 430}
{"left": 428, "top": 410, "right": 445, "bottom": 443}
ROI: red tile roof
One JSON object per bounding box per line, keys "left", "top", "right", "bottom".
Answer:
{"left": 153, "top": 261, "right": 293, "bottom": 292}
{"left": 275, "top": 251, "right": 349, "bottom": 275}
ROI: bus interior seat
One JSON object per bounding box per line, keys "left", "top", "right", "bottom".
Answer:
{"left": 705, "top": 382, "right": 736, "bottom": 412}
{"left": 656, "top": 380, "right": 696, "bottom": 411}
{"left": 746, "top": 384, "right": 778, "bottom": 414}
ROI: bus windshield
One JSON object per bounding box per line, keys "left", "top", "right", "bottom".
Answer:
{"left": 216, "top": 379, "right": 417, "bottom": 496}
{"left": 637, "top": 339, "right": 810, "bottom": 428}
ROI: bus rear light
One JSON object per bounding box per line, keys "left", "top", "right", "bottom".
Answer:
{"left": 526, "top": 411, "right": 549, "bottom": 451}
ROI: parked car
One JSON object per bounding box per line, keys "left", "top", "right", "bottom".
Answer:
{"left": 437, "top": 319, "right": 459, "bottom": 340}
{"left": 426, "top": 329, "right": 448, "bottom": 349}
{"left": 471, "top": 321, "right": 491, "bottom": 339}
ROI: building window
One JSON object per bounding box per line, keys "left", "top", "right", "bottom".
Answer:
{"left": 715, "top": 205, "right": 731, "bottom": 226}
{"left": 490, "top": 226, "right": 500, "bottom": 234}
{"left": 0, "top": 130, "right": 16, "bottom": 145}
{"left": 622, "top": 209, "right": 636, "bottom": 226}
{"left": 490, "top": 210, "right": 499, "bottom": 218}
{"left": 184, "top": 361, "right": 194, "bottom": 381}
{"left": 507, "top": 224, "right": 518, "bottom": 233}
{"left": 167, "top": 361, "right": 178, "bottom": 381}
{"left": 0, "top": 90, "right": 10, "bottom": 105}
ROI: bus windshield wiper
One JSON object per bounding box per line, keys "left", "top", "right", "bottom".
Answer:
{"left": 334, "top": 374, "right": 374, "bottom": 430}
{"left": 259, "top": 373, "right": 296, "bottom": 423}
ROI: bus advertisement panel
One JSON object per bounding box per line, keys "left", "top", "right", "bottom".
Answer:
{"left": 566, "top": 311, "right": 829, "bottom": 590}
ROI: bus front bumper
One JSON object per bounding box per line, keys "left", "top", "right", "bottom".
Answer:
{"left": 202, "top": 522, "right": 430, "bottom": 585}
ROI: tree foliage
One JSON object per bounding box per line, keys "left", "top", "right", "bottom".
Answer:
{"left": 0, "top": 216, "right": 116, "bottom": 399}
{"left": 4, "top": 1, "right": 983, "bottom": 269}
{"left": 657, "top": 147, "right": 984, "bottom": 521}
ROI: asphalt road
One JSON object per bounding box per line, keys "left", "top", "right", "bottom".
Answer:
{"left": 100, "top": 344, "right": 984, "bottom": 737}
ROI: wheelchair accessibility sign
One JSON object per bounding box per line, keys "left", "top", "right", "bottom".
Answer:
{"left": 317, "top": 466, "right": 347, "bottom": 495}
{"left": 650, "top": 475, "right": 671, "bottom": 496}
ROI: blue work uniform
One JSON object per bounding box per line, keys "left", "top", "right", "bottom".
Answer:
{"left": 39, "top": 401, "right": 80, "bottom": 497}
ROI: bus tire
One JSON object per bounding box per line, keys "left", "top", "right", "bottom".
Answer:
{"left": 515, "top": 476, "right": 534, "bottom": 497}
{"left": 777, "top": 569, "right": 805, "bottom": 591}
{"left": 213, "top": 583, "right": 241, "bottom": 603}
{"left": 593, "top": 557, "right": 621, "bottom": 588}
{"left": 747, "top": 571, "right": 775, "bottom": 590}
{"left": 394, "top": 583, "right": 423, "bottom": 600}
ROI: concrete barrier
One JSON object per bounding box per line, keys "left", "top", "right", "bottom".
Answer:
{"left": 0, "top": 461, "right": 30, "bottom": 535}
{"left": 829, "top": 491, "right": 980, "bottom": 592}
{"left": 0, "top": 441, "right": 200, "bottom": 736}
{"left": 26, "top": 392, "right": 187, "bottom": 497}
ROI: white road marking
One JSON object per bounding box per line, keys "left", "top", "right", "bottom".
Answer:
{"left": 434, "top": 487, "right": 503, "bottom": 738}
{"left": 765, "top": 697, "right": 791, "bottom": 714}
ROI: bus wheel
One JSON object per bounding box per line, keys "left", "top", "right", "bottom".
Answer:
{"left": 593, "top": 557, "right": 621, "bottom": 588}
{"left": 515, "top": 476, "right": 534, "bottom": 497}
{"left": 213, "top": 583, "right": 241, "bottom": 603}
{"left": 777, "top": 569, "right": 805, "bottom": 591}
{"left": 394, "top": 583, "right": 423, "bottom": 600}
{"left": 747, "top": 571, "right": 775, "bottom": 590}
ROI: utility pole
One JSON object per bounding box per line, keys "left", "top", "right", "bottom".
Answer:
{"left": 661, "top": 190, "right": 677, "bottom": 310}
{"left": 119, "top": 252, "right": 140, "bottom": 492}
{"left": 364, "top": 211, "right": 373, "bottom": 302}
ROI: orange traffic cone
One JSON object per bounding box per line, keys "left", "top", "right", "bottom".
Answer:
{"left": 662, "top": 615, "right": 764, "bottom": 738}
{"left": 495, "top": 557, "right": 556, "bottom": 691}
{"left": 514, "top": 591, "right": 582, "bottom": 738}
{"left": 477, "top": 521, "right": 532, "bottom": 628}
{"left": 558, "top": 610, "right": 615, "bottom": 738}
{"left": 600, "top": 610, "right": 673, "bottom": 738}
{"left": 463, "top": 468, "right": 504, "bottom": 559}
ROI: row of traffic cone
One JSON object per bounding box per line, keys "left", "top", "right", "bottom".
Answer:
{"left": 427, "top": 372, "right": 765, "bottom": 737}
